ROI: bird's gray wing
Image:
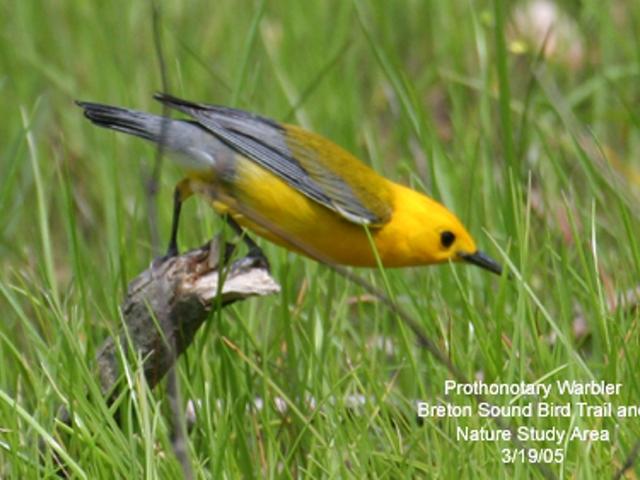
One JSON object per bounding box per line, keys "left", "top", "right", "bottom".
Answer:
{"left": 154, "top": 93, "right": 391, "bottom": 225}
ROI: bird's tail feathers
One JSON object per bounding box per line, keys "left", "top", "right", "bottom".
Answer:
{"left": 76, "top": 101, "right": 167, "bottom": 143}
{"left": 76, "top": 100, "right": 222, "bottom": 171}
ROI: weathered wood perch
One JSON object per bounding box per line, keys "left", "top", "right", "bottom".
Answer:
{"left": 95, "top": 238, "right": 280, "bottom": 396}
{"left": 47, "top": 239, "right": 278, "bottom": 475}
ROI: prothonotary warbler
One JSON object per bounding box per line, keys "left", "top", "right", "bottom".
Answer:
{"left": 77, "top": 93, "right": 502, "bottom": 275}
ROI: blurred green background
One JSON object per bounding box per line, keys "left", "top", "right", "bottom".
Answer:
{"left": 1, "top": 0, "right": 639, "bottom": 478}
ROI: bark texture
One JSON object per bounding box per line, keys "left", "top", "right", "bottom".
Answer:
{"left": 95, "top": 239, "right": 279, "bottom": 395}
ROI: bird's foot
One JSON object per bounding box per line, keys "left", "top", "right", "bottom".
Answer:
{"left": 247, "top": 246, "right": 271, "bottom": 272}
{"left": 151, "top": 244, "right": 179, "bottom": 269}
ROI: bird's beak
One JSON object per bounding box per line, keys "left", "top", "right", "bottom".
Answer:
{"left": 460, "top": 250, "right": 503, "bottom": 275}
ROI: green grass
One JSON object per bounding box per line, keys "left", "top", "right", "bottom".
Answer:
{"left": 1, "top": 0, "right": 640, "bottom": 478}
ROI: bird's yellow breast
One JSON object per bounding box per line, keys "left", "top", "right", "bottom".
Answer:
{"left": 213, "top": 156, "right": 381, "bottom": 266}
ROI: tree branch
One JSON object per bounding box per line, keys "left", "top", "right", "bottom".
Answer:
{"left": 47, "top": 239, "right": 279, "bottom": 476}
{"left": 96, "top": 238, "right": 279, "bottom": 396}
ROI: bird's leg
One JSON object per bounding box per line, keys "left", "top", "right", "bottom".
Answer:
{"left": 165, "top": 178, "right": 193, "bottom": 258}
{"left": 224, "top": 215, "right": 270, "bottom": 271}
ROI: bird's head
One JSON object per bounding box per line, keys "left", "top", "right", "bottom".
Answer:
{"left": 397, "top": 188, "right": 503, "bottom": 275}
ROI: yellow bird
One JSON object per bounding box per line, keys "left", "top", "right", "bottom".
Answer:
{"left": 77, "top": 94, "right": 502, "bottom": 275}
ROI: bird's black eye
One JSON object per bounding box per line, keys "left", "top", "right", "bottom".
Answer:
{"left": 441, "top": 231, "right": 456, "bottom": 248}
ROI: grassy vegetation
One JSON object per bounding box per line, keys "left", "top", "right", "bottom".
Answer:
{"left": 1, "top": 0, "right": 639, "bottom": 478}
